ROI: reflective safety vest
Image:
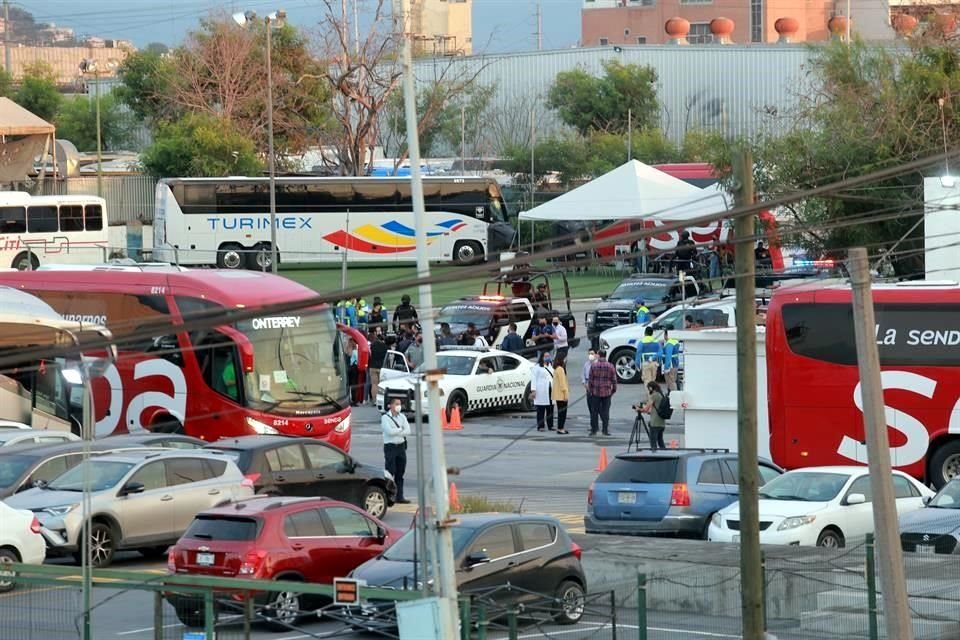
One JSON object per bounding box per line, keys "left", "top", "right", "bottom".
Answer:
{"left": 635, "top": 305, "right": 651, "bottom": 324}
{"left": 663, "top": 338, "right": 681, "bottom": 370}
{"left": 357, "top": 298, "right": 368, "bottom": 322}
{"left": 639, "top": 335, "right": 662, "bottom": 362}
{"left": 335, "top": 301, "right": 348, "bottom": 324}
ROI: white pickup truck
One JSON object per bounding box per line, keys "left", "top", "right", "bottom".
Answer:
{"left": 599, "top": 298, "right": 738, "bottom": 384}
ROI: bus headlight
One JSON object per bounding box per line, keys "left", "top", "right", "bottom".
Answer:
{"left": 245, "top": 417, "right": 278, "bottom": 435}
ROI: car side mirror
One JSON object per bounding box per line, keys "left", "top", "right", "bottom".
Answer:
{"left": 120, "top": 481, "right": 145, "bottom": 496}
{"left": 464, "top": 551, "right": 490, "bottom": 568}
{"left": 32, "top": 479, "right": 48, "bottom": 489}
{"left": 923, "top": 495, "right": 933, "bottom": 505}
{"left": 376, "top": 526, "right": 387, "bottom": 541}
{"left": 601, "top": 295, "right": 608, "bottom": 301}
{"left": 846, "top": 493, "right": 866, "bottom": 505}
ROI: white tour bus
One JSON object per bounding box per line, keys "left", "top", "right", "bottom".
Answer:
{"left": 0, "top": 192, "right": 109, "bottom": 270}
{"left": 152, "top": 176, "right": 516, "bottom": 269}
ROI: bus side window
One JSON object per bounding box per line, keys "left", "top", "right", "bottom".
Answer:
{"left": 84, "top": 204, "right": 103, "bottom": 231}
{"left": 0, "top": 206, "right": 25, "bottom": 233}
{"left": 59, "top": 205, "right": 84, "bottom": 232}
{"left": 27, "top": 206, "right": 58, "bottom": 233}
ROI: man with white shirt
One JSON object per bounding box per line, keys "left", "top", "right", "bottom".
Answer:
{"left": 551, "top": 316, "right": 568, "bottom": 361}
{"left": 381, "top": 398, "right": 412, "bottom": 504}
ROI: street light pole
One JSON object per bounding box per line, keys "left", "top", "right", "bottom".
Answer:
{"left": 265, "top": 14, "right": 278, "bottom": 273}
{"left": 95, "top": 69, "right": 102, "bottom": 199}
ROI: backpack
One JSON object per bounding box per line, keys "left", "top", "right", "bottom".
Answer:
{"left": 654, "top": 392, "right": 674, "bottom": 420}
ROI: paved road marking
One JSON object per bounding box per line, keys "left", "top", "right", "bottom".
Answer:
{"left": 647, "top": 627, "right": 740, "bottom": 638}
{"left": 116, "top": 622, "right": 182, "bottom": 636}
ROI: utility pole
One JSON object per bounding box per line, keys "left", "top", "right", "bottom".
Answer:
{"left": 265, "top": 14, "right": 278, "bottom": 273}
{"left": 848, "top": 247, "right": 915, "bottom": 640}
{"left": 627, "top": 108, "right": 633, "bottom": 161}
{"left": 460, "top": 104, "right": 466, "bottom": 174}
{"left": 733, "top": 149, "right": 764, "bottom": 640}
{"left": 530, "top": 105, "right": 536, "bottom": 252}
{"left": 94, "top": 68, "right": 102, "bottom": 199}
{"left": 535, "top": 2, "right": 542, "bottom": 50}
{"left": 3, "top": 0, "right": 10, "bottom": 76}
{"left": 397, "top": 1, "right": 460, "bottom": 637}
{"left": 353, "top": 0, "right": 360, "bottom": 56}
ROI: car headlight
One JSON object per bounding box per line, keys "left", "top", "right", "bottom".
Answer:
{"left": 245, "top": 417, "right": 278, "bottom": 435}
{"left": 384, "top": 470, "right": 395, "bottom": 481}
{"left": 711, "top": 512, "right": 722, "bottom": 528}
{"left": 375, "top": 386, "right": 384, "bottom": 397}
{"left": 44, "top": 504, "right": 78, "bottom": 517}
{"left": 777, "top": 515, "right": 816, "bottom": 531}
{"left": 585, "top": 312, "right": 595, "bottom": 324}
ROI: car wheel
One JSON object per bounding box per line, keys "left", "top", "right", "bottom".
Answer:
{"left": 611, "top": 348, "right": 639, "bottom": 384}
{"left": 261, "top": 588, "right": 302, "bottom": 631}
{"left": 216, "top": 243, "right": 245, "bottom": 270}
{"left": 816, "top": 528, "right": 844, "bottom": 549}
{"left": 151, "top": 418, "right": 183, "bottom": 435}
{"left": 446, "top": 390, "right": 467, "bottom": 422}
{"left": 928, "top": 439, "right": 960, "bottom": 489}
{"left": 173, "top": 602, "right": 208, "bottom": 628}
{"left": 520, "top": 383, "right": 533, "bottom": 412}
{"left": 554, "top": 579, "right": 585, "bottom": 625}
{"left": 138, "top": 546, "right": 168, "bottom": 560}
{"left": 0, "top": 548, "right": 19, "bottom": 593}
{"left": 74, "top": 522, "right": 116, "bottom": 568}
{"left": 363, "top": 485, "right": 388, "bottom": 519}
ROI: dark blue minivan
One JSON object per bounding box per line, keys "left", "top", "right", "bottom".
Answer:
{"left": 585, "top": 450, "right": 782, "bottom": 538}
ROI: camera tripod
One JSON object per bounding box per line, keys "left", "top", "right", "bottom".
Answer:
{"left": 627, "top": 412, "right": 651, "bottom": 452}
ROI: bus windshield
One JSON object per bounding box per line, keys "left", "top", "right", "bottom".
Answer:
{"left": 236, "top": 310, "right": 347, "bottom": 414}
{"left": 436, "top": 304, "right": 494, "bottom": 334}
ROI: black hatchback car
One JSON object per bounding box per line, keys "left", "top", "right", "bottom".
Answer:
{"left": 204, "top": 436, "right": 396, "bottom": 519}
{"left": 900, "top": 477, "right": 960, "bottom": 554}
{"left": 346, "top": 513, "right": 586, "bottom": 629}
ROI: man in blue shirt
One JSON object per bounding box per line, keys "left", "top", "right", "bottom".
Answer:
{"left": 638, "top": 326, "right": 662, "bottom": 393}
{"left": 662, "top": 330, "right": 682, "bottom": 391}
{"left": 634, "top": 298, "right": 651, "bottom": 324}
{"left": 500, "top": 323, "right": 524, "bottom": 354}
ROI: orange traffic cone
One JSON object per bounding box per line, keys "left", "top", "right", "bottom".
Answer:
{"left": 443, "top": 405, "right": 464, "bottom": 431}
{"left": 669, "top": 439, "right": 679, "bottom": 449}
{"left": 449, "top": 482, "right": 461, "bottom": 512}
{"left": 594, "top": 447, "right": 608, "bottom": 472}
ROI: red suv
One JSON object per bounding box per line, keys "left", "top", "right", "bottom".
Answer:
{"left": 165, "top": 496, "right": 402, "bottom": 629}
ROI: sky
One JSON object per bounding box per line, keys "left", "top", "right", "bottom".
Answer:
{"left": 17, "top": 0, "right": 583, "bottom": 53}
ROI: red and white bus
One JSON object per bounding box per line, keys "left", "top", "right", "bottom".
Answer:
{"left": 767, "top": 280, "right": 960, "bottom": 487}
{"left": 592, "top": 163, "right": 785, "bottom": 270}
{"left": 0, "top": 266, "right": 368, "bottom": 451}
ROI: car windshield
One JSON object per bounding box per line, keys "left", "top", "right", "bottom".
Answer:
{"left": 435, "top": 304, "right": 494, "bottom": 334}
{"left": 382, "top": 526, "right": 478, "bottom": 562}
{"left": 610, "top": 281, "right": 670, "bottom": 301}
{"left": 928, "top": 480, "right": 960, "bottom": 509}
{"left": 415, "top": 355, "right": 475, "bottom": 376}
{"left": 0, "top": 454, "right": 36, "bottom": 489}
{"left": 48, "top": 460, "right": 134, "bottom": 492}
{"left": 236, "top": 308, "right": 347, "bottom": 415}
{"left": 758, "top": 472, "right": 850, "bottom": 502}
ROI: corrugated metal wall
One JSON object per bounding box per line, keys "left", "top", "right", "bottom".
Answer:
{"left": 413, "top": 44, "right": 814, "bottom": 143}
{"left": 40, "top": 175, "right": 156, "bottom": 224}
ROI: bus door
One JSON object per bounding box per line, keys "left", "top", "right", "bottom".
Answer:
{"left": 193, "top": 327, "right": 246, "bottom": 429}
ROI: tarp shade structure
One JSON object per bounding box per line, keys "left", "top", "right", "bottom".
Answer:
{"left": 0, "top": 97, "right": 55, "bottom": 183}
{"left": 518, "top": 160, "right": 730, "bottom": 222}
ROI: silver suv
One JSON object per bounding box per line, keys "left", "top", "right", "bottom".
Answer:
{"left": 5, "top": 450, "right": 253, "bottom": 567}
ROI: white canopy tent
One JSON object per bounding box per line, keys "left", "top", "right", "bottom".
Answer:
{"left": 518, "top": 160, "right": 730, "bottom": 222}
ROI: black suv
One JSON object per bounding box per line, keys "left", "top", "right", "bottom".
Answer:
{"left": 345, "top": 513, "right": 587, "bottom": 629}
{"left": 586, "top": 274, "right": 705, "bottom": 349}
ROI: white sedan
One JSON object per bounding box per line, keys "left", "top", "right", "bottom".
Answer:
{"left": 707, "top": 466, "right": 934, "bottom": 548}
{"left": 0, "top": 500, "right": 46, "bottom": 592}
{"left": 376, "top": 347, "right": 534, "bottom": 420}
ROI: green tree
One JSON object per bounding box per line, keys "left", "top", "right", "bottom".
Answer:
{"left": 54, "top": 95, "right": 132, "bottom": 152}
{"left": 14, "top": 65, "right": 61, "bottom": 122}
{"left": 140, "top": 113, "right": 263, "bottom": 178}
{"left": 115, "top": 50, "right": 175, "bottom": 122}
{"left": 745, "top": 37, "right": 960, "bottom": 275}
{"left": 546, "top": 60, "right": 659, "bottom": 136}
{"left": 0, "top": 69, "right": 13, "bottom": 98}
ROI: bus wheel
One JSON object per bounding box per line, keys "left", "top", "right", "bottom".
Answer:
{"left": 151, "top": 418, "right": 184, "bottom": 435}
{"left": 216, "top": 243, "right": 245, "bottom": 269}
{"left": 247, "top": 243, "right": 276, "bottom": 271}
{"left": 929, "top": 440, "right": 960, "bottom": 489}
{"left": 453, "top": 241, "right": 484, "bottom": 266}
{"left": 11, "top": 252, "right": 38, "bottom": 271}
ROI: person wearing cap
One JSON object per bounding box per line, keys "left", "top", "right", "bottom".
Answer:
{"left": 533, "top": 283, "right": 550, "bottom": 312}
{"left": 634, "top": 298, "right": 651, "bottom": 324}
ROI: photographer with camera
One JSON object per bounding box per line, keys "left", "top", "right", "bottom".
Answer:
{"left": 635, "top": 381, "right": 671, "bottom": 450}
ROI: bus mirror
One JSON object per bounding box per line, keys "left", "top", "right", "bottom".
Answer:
{"left": 215, "top": 326, "right": 255, "bottom": 373}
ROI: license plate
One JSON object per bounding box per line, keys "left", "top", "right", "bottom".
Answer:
{"left": 732, "top": 535, "right": 740, "bottom": 543}
{"left": 916, "top": 544, "right": 936, "bottom": 554}
{"left": 617, "top": 492, "right": 636, "bottom": 504}
{"left": 196, "top": 552, "right": 215, "bottom": 566}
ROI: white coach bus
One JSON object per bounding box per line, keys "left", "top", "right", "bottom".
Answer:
{"left": 0, "top": 192, "right": 108, "bottom": 270}
{"left": 152, "top": 176, "right": 517, "bottom": 269}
